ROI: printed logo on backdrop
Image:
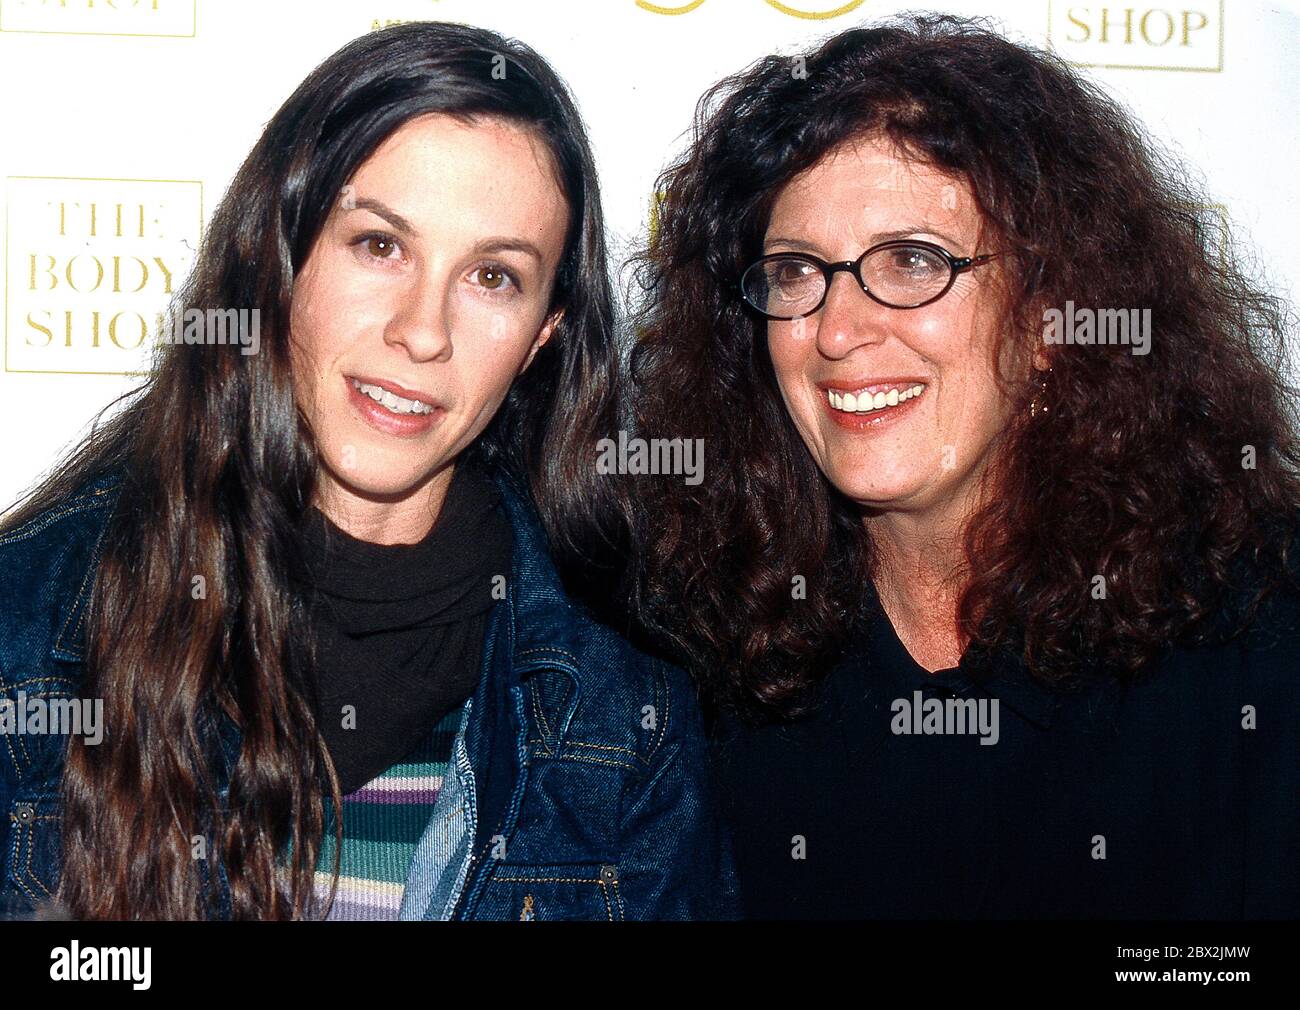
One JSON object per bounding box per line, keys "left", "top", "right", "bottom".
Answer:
{"left": 6, "top": 177, "right": 203, "bottom": 375}
{"left": 0, "top": 0, "right": 196, "bottom": 37}
{"left": 637, "top": 0, "right": 867, "bottom": 18}
{"left": 1047, "top": 1, "right": 1223, "bottom": 71}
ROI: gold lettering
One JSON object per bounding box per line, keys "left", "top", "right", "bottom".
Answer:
{"left": 28, "top": 254, "right": 59, "bottom": 292}
{"left": 1099, "top": 7, "right": 1135, "bottom": 45}
{"left": 1140, "top": 9, "right": 1175, "bottom": 46}
{"left": 1181, "top": 9, "right": 1209, "bottom": 46}
{"left": 152, "top": 255, "right": 175, "bottom": 294}
{"left": 62, "top": 309, "right": 103, "bottom": 349}
{"left": 1066, "top": 7, "right": 1091, "bottom": 42}
{"left": 111, "top": 256, "right": 150, "bottom": 294}
{"left": 24, "top": 311, "right": 53, "bottom": 348}
{"left": 65, "top": 254, "right": 106, "bottom": 294}
{"left": 108, "top": 312, "right": 148, "bottom": 350}
{"left": 114, "top": 203, "right": 147, "bottom": 239}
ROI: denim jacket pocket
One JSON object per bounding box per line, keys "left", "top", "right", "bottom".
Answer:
{"left": 472, "top": 861, "right": 625, "bottom": 921}
{"left": 5, "top": 792, "right": 61, "bottom": 913}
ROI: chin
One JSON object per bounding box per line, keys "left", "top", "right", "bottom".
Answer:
{"left": 323, "top": 458, "right": 433, "bottom": 501}
{"left": 843, "top": 487, "right": 911, "bottom": 510}
{"left": 826, "top": 468, "right": 924, "bottom": 510}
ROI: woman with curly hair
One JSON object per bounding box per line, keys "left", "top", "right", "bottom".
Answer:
{"left": 629, "top": 14, "right": 1300, "bottom": 918}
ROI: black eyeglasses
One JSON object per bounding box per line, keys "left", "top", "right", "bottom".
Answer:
{"left": 738, "top": 240, "right": 1000, "bottom": 319}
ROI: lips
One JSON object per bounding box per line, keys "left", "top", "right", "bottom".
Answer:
{"left": 817, "top": 376, "right": 929, "bottom": 431}
{"left": 349, "top": 375, "right": 441, "bottom": 408}
{"left": 344, "top": 374, "right": 445, "bottom": 438}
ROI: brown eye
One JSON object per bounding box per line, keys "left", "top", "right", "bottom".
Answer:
{"left": 365, "top": 235, "right": 398, "bottom": 259}
{"left": 474, "top": 267, "right": 514, "bottom": 291}
{"left": 773, "top": 260, "right": 819, "bottom": 288}
{"left": 883, "top": 245, "right": 944, "bottom": 278}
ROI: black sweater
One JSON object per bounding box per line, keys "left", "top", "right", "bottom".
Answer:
{"left": 710, "top": 581, "right": 1300, "bottom": 919}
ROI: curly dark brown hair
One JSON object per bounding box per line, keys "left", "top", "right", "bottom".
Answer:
{"left": 626, "top": 14, "right": 1300, "bottom": 721}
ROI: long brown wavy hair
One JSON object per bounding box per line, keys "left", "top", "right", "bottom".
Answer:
{"left": 627, "top": 14, "right": 1300, "bottom": 721}
{"left": 1, "top": 23, "right": 621, "bottom": 918}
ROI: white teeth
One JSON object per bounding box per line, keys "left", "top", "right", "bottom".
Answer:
{"left": 351, "top": 379, "right": 434, "bottom": 415}
{"left": 826, "top": 384, "right": 925, "bottom": 414}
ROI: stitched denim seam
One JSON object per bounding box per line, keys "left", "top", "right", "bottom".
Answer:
{"left": 490, "top": 873, "right": 615, "bottom": 921}
{"left": 56, "top": 554, "right": 101, "bottom": 657}
{"left": 0, "top": 728, "right": 16, "bottom": 777}
{"left": 9, "top": 828, "right": 35, "bottom": 904}
{"left": 8, "top": 823, "right": 42, "bottom": 904}
{"left": 647, "top": 663, "right": 671, "bottom": 761}
{"left": 0, "top": 495, "right": 110, "bottom": 547}
{"left": 530, "top": 682, "right": 555, "bottom": 756}
{"left": 0, "top": 660, "right": 18, "bottom": 773}
{"left": 5, "top": 685, "right": 74, "bottom": 773}
{"left": 516, "top": 646, "right": 580, "bottom": 665}
{"left": 493, "top": 875, "right": 600, "bottom": 884}
{"left": 7, "top": 678, "right": 75, "bottom": 692}
{"left": 622, "top": 739, "right": 684, "bottom": 824}
{"left": 528, "top": 739, "right": 648, "bottom": 765}
{"left": 23, "top": 818, "right": 55, "bottom": 896}
{"left": 11, "top": 720, "right": 31, "bottom": 771}
{"left": 553, "top": 740, "right": 646, "bottom": 760}
{"left": 526, "top": 749, "right": 637, "bottom": 773}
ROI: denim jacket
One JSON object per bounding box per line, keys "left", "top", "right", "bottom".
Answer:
{"left": 0, "top": 470, "right": 739, "bottom": 920}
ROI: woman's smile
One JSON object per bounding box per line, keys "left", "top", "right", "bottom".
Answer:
{"left": 345, "top": 374, "right": 446, "bottom": 439}
{"left": 818, "top": 378, "right": 929, "bottom": 431}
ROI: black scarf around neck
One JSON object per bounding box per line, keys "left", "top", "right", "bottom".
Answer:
{"left": 300, "top": 461, "right": 513, "bottom": 794}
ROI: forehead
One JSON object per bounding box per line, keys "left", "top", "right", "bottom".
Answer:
{"left": 349, "top": 112, "right": 569, "bottom": 257}
{"left": 766, "top": 133, "right": 980, "bottom": 242}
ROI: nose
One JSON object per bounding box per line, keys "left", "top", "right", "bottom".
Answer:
{"left": 383, "top": 270, "right": 454, "bottom": 362}
{"left": 813, "top": 269, "right": 892, "bottom": 361}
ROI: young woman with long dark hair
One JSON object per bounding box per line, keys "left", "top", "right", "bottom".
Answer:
{"left": 0, "top": 22, "right": 736, "bottom": 921}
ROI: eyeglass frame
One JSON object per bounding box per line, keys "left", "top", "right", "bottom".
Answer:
{"left": 737, "top": 239, "right": 1002, "bottom": 318}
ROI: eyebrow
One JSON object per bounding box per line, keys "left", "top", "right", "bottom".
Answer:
{"left": 349, "top": 197, "right": 420, "bottom": 239}
{"left": 765, "top": 227, "right": 965, "bottom": 254}
{"left": 471, "top": 237, "right": 545, "bottom": 262}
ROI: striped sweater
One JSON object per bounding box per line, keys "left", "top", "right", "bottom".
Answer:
{"left": 313, "top": 706, "right": 461, "bottom": 920}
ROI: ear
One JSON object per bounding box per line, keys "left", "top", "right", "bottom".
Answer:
{"left": 520, "top": 308, "right": 564, "bottom": 374}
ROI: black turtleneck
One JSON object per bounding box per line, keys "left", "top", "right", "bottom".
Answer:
{"left": 300, "top": 461, "right": 513, "bottom": 795}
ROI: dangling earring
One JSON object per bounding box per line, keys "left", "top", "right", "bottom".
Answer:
{"left": 1029, "top": 368, "right": 1052, "bottom": 418}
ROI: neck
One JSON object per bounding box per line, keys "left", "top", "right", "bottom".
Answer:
{"left": 314, "top": 463, "right": 456, "bottom": 545}
{"left": 866, "top": 485, "right": 980, "bottom": 672}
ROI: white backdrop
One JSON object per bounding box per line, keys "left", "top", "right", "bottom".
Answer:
{"left": 1, "top": 0, "right": 1297, "bottom": 509}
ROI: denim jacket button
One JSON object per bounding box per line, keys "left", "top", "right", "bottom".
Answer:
{"left": 13, "top": 802, "right": 35, "bottom": 825}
